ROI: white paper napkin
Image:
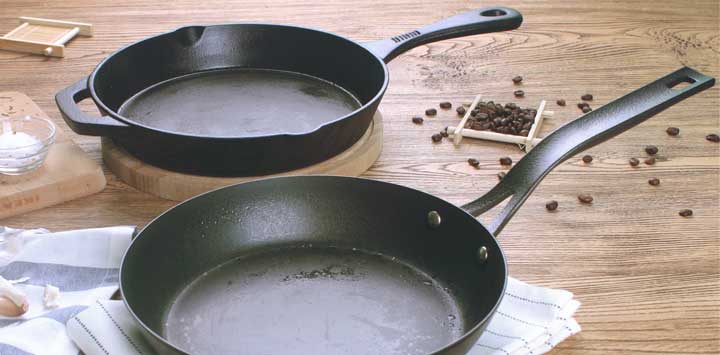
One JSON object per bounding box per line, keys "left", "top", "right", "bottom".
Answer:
{"left": 0, "top": 226, "right": 580, "bottom": 355}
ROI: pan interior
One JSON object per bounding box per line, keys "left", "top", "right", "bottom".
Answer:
{"left": 117, "top": 68, "right": 361, "bottom": 137}
{"left": 165, "top": 245, "right": 463, "bottom": 355}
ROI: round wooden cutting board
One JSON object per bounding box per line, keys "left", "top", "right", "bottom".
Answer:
{"left": 102, "top": 112, "right": 383, "bottom": 201}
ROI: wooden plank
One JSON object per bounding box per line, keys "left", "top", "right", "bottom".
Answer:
{"left": 0, "top": 1, "right": 717, "bottom": 354}
{"left": 0, "top": 92, "right": 106, "bottom": 218}
{"left": 19, "top": 17, "right": 93, "bottom": 36}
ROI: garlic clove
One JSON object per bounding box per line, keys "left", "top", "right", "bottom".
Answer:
{"left": 0, "top": 295, "right": 28, "bottom": 317}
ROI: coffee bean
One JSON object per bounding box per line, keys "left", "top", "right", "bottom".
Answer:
{"left": 706, "top": 133, "right": 720, "bottom": 142}
{"left": 512, "top": 76, "right": 523, "bottom": 84}
{"left": 519, "top": 129, "right": 529, "bottom": 136}
{"left": 440, "top": 102, "right": 452, "bottom": 109}
{"left": 679, "top": 209, "right": 693, "bottom": 217}
{"left": 577, "top": 102, "right": 588, "bottom": 109}
{"left": 581, "top": 94, "right": 593, "bottom": 101}
{"left": 477, "top": 112, "right": 489, "bottom": 121}
{"left": 582, "top": 155, "right": 593, "bottom": 163}
{"left": 468, "top": 158, "right": 480, "bottom": 167}
{"left": 645, "top": 145, "right": 658, "bottom": 155}
{"left": 431, "top": 133, "right": 442, "bottom": 142}
{"left": 578, "top": 194, "right": 593, "bottom": 204}
{"left": 456, "top": 106, "right": 466, "bottom": 116}
{"left": 666, "top": 127, "right": 680, "bottom": 136}
{"left": 644, "top": 157, "right": 656, "bottom": 165}
{"left": 411, "top": 116, "right": 423, "bottom": 124}
{"left": 440, "top": 129, "right": 449, "bottom": 138}
{"left": 470, "top": 109, "right": 480, "bottom": 117}
{"left": 629, "top": 157, "right": 640, "bottom": 167}
{"left": 497, "top": 172, "right": 506, "bottom": 180}
{"left": 545, "top": 200, "right": 558, "bottom": 211}
{"left": 556, "top": 99, "right": 566, "bottom": 106}
{"left": 506, "top": 103, "right": 518, "bottom": 110}
{"left": 499, "top": 157, "right": 513, "bottom": 166}
{"left": 513, "top": 90, "right": 525, "bottom": 97}
{"left": 581, "top": 106, "right": 592, "bottom": 113}
{"left": 648, "top": 177, "right": 660, "bottom": 186}
{"left": 425, "top": 108, "right": 437, "bottom": 116}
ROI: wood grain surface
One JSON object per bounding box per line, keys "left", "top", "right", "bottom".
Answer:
{"left": 0, "top": 1, "right": 718, "bottom": 354}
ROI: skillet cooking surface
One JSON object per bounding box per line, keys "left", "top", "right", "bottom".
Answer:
{"left": 165, "top": 245, "right": 463, "bottom": 355}
{"left": 118, "top": 68, "right": 361, "bottom": 137}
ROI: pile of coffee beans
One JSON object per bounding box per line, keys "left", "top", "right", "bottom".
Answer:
{"left": 459, "top": 100, "right": 539, "bottom": 137}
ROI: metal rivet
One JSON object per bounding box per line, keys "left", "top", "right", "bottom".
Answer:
{"left": 427, "top": 210, "right": 442, "bottom": 228}
{"left": 476, "top": 246, "right": 488, "bottom": 264}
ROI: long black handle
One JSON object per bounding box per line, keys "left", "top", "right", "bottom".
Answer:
{"left": 462, "top": 67, "right": 715, "bottom": 236}
{"left": 55, "top": 77, "right": 129, "bottom": 136}
{"left": 362, "top": 7, "right": 522, "bottom": 62}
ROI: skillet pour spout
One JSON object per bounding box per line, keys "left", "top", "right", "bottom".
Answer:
{"left": 120, "top": 68, "right": 713, "bottom": 355}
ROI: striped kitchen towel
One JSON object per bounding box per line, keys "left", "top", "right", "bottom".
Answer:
{"left": 0, "top": 226, "right": 134, "bottom": 355}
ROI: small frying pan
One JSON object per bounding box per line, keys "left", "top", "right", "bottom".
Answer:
{"left": 56, "top": 7, "right": 522, "bottom": 176}
{"left": 121, "top": 67, "right": 714, "bottom": 355}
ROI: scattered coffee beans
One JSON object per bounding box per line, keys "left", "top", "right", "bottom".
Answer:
{"left": 512, "top": 76, "right": 523, "bottom": 84}
{"left": 706, "top": 133, "right": 720, "bottom": 142}
{"left": 425, "top": 108, "right": 437, "bottom": 116}
{"left": 578, "top": 194, "right": 594, "bottom": 204}
{"left": 468, "top": 158, "right": 480, "bottom": 167}
{"left": 513, "top": 90, "right": 525, "bottom": 97}
{"left": 456, "top": 106, "right": 466, "bottom": 116}
{"left": 666, "top": 127, "right": 680, "bottom": 136}
{"left": 648, "top": 177, "right": 660, "bottom": 186}
{"left": 556, "top": 99, "right": 566, "bottom": 106}
{"left": 411, "top": 116, "right": 423, "bottom": 124}
{"left": 499, "top": 157, "right": 513, "bottom": 166}
{"left": 644, "top": 157, "right": 656, "bottom": 165}
{"left": 582, "top": 155, "right": 593, "bottom": 163}
{"left": 629, "top": 157, "right": 640, "bottom": 167}
{"left": 497, "top": 172, "right": 506, "bottom": 180}
{"left": 581, "top": 94, "right": 593, "bottom": 101}
{"left": 679, "top": 209, "right": 693, "bottom": 217}
{"left": 440, "top": 102, "right": 452, "bottom": 109}
{"left": 645, "top": 145, "right": 659, "bottom": 155}
{"left": 545, "top": 200, "right": 558, "bottom": 211}
{"left": 431, "top": 133, "right": 442, "bottom": 142}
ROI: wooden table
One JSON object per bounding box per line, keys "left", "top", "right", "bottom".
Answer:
{"left": 1, "top": 1, "right": 718, "bottom": 353}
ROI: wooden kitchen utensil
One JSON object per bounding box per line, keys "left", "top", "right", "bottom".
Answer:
{"left": 102, "top": 112, "right": 384, "bottom": 201}
{"left": 0, "top": 17, "right": 93, "bottom": 57}
{"left": 0, "top": 92, "right": 105, "bottom": 219}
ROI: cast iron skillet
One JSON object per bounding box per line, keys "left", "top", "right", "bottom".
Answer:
{"left": 121, "top": 67, "right": 714, "bottom": 355}
{"left": 55, "top": 7, "right": 522, "bottom": 176}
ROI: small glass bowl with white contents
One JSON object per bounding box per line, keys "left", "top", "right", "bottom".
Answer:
{"left": 0, "top": 115, "right": 56, "bottom": 175}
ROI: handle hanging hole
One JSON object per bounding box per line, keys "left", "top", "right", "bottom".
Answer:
{"left": 480, "top": 9, "right": 506, "bottom": 17}
{"left": 668, "top": 77, "right": 696, "bottom": 90}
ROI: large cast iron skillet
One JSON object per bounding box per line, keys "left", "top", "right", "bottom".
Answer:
{"left": 55, "top": 7, "right": 522, "bottom": 176}
{"left": 121, "top": 67, "right": 714, "bottom": 354}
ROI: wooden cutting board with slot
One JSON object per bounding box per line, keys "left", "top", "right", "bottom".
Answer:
{"left": 0, "top": 92, "right": 105, "bottom": 218}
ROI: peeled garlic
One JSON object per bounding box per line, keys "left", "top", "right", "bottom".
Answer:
{"left": 43, "top": 284, "right": 60, "bottom": 308}
{"left": 0, "top": 275, "right": 28, "bottom": 317}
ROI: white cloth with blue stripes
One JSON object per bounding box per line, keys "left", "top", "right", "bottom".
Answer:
{"left": 0, "top": 226, "right": 580, "bottom": 355}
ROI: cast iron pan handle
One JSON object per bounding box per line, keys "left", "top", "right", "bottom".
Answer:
{"left": 55, "top": 77, "right": 129, "bottom": 136}
{"left": 462, "top": 67, "right": 715, "bottom": 236}
{"left": 362, "top": 7, "right": 522, "bottom": 62}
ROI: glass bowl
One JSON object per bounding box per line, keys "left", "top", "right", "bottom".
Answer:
{"left": 0, "top": 115, "right": 56, "bottom": 175}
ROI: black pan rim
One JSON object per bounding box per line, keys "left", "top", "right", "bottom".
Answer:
{"left": 87, "top": 23, "right": 390, "bottom": 140}
{"left": 119, "top": 175, "right": 508, "bottom": 355}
